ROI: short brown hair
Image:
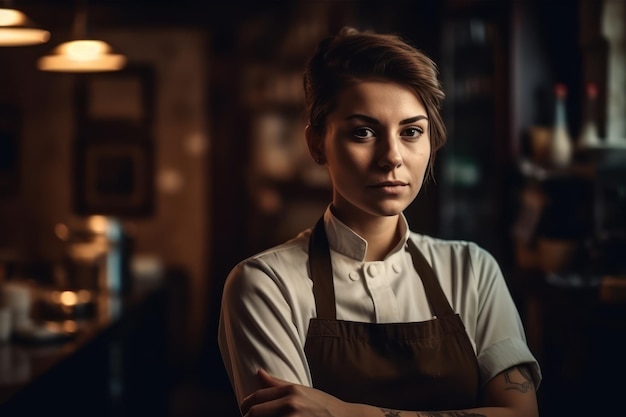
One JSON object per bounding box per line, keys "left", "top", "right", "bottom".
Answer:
{"left": 303, "top": 27, "right": 446, "bottom": 181}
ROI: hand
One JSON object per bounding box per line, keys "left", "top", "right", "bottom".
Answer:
{"left": 241, "top": 369, "right": 348, "bottom": 417}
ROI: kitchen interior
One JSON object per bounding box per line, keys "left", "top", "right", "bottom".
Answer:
{"left": 0, "top": 0, "right": 624, "bottom": 416}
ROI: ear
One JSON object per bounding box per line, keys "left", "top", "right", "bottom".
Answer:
{"left": 305, "top": 124, "right": 326, "bottom": 165}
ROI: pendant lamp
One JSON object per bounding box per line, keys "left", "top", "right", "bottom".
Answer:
{"left": 0, "top": 2, "right": 50, "bottom": 46}
{"left": 37, "top": 1, "right": 126, "bottom": 72}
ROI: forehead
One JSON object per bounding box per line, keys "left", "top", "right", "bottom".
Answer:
{"left": 331, "top": 80, "right": 426, "bottom": 120}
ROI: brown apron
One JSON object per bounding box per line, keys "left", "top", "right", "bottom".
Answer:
{"left": 304, "top": 217, "right": 480, "bottom": 411}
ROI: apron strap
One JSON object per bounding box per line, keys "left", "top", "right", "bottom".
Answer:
{"left": 309, "top": 216, "right": 336, "bottom": 319}
{"left": 406, "top": 238, "right": 456, "bottom": 318}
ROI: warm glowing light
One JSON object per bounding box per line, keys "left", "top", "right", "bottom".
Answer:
{"left": 38, "top": 40, "right": 126, "bottom": 72}
{"left": 59, "top": 291, "right": 78, "bottom": 306}
{"left": 0, "top": 8, "right": 50, "bottom": 46}
{"left": 0, "top": 9, "right": 26, "bottom": 26}
{"left": 88, "top": 215, "right": 109, "bottom": 234}
{"left": 59, "top": 40, "right": 109, "bottom": 60}
{"left": 0, "top": 28, "right": 49, "bottom": 45}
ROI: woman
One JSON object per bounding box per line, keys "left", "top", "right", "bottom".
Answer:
{"left": 218, "top": 27, "right": 541, "bottom": 417}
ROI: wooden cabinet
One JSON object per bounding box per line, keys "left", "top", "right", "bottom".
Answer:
{"left": 511, "top": 148, "right": 626, "bottom": 417}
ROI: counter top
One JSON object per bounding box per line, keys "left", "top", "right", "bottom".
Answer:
{"left": 0, "top": 278, "right": 168, "bottom": 416}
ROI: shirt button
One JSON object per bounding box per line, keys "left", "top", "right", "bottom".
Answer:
{"left": 367, "top": 264, "right": 378, "bottom": 278}
{"left": 348, "top": 271, "right": 359, "bottom": 281}
{"left": 392, "top": 264, "right": 402, "bottom": 274}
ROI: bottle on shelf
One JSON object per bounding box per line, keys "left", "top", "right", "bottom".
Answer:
{"left": 549, "top": 83, "right": 573, "bottom": 168}
{"left": 578, "top": 82, "right": 600, "bottom": 149}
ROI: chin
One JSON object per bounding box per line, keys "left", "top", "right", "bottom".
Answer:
{"left": 368, "top": 203, "right": 407, "bottom": 217}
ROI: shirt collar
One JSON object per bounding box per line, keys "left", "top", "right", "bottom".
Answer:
{"left": 322, "top": 205, "right": 410, "bottom": 261}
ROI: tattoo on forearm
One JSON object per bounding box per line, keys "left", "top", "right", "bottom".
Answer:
{"left": 381, "top": 410, "right": 486, "bottom": 417}
{"left": 503, "top": 365, "right": 534, "bottom": 393}
{"left": 418, "top": 412, "right": 487, "bottom": 417}
{"left": 380, "top": 366, "right": 534, "bottom": 416}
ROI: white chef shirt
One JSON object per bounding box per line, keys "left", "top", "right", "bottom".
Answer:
{"left": 218, "top": 207, "right": 542, "bottom": 404}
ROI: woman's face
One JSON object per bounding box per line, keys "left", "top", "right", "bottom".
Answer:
{"left": 314, "top": 80, "right": 431, "bottom": 223}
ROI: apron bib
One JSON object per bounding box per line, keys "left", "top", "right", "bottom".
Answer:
{"left": 304, "top": 217, "right": 480, "bottom": 411}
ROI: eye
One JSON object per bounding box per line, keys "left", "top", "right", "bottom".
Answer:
{"left": 353, "top": 127, "right": 376, "bottom": 140}
{"left": 401, "top": 126, "right": 424, "bottom": 139}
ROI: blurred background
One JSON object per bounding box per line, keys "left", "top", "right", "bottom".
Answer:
{"left": 0, "top": 0, "right": 624, "bottom": 416}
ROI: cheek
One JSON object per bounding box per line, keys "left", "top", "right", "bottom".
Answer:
{"left": 335, "top": 146, "right": 372, "bottom": 175}
{"left": 417, "top": 140, "right": 432, "bottom": 165}
{"left": 327, "top": 138, "right": 352, "bottom": 163}
{"left": 407, "top": 141, "right": 430, "bottom": 161}
{"left": 407, "top": 149, "right": 431, "bottom": 182}
{"left": 327, "top": 147, "right": 366, "bottom": 186}
{"left": 420, "top": 151, "right": 432, "bottom": 173}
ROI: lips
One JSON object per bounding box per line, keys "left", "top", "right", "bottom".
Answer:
{"left": 368, "top": 180, "right": 408, "bottom": 188}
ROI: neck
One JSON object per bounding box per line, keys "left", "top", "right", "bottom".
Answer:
{"left": 363, "top": 220, "right": 402, "bottom": 261}
{"left": 330, "top": 206, "right": 402, "bottom": 261}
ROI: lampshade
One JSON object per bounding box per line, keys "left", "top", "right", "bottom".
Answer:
{"left": 0, "top": 8, "right": 50, "bottom": 46}
{"left": 37, "top": 39, "right": 126, "bottom": 72}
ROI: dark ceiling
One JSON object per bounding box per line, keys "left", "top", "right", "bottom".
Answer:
{"left": 14, "top": 0, "right": 293, "bottom": 31}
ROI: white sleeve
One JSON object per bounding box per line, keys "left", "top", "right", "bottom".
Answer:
{"left": 218, "top": 259, "right": 312, "bottom": 406}
{"left": 469, "top": 243, "right": 542, "bottom": 388}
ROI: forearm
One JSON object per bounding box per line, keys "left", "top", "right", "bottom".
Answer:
{"left": 242, "top": 366, "right": 538, "bottom": 417}
{"left": 335, "top": 366, "right": 538, "bottom": 417}
{"left": 341, "top": 404, "right": 532, "bottom": 417}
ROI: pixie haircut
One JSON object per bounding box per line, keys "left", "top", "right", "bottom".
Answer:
{"left": 303, "top": 27, "right": 446, "bottom": 182}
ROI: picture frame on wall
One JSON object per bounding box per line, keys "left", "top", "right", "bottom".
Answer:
{"left": 74, "top": 129, "right": 154, "bottom": 217}
{"left": 73, "top": 65, "right": 156, "bottom": 217}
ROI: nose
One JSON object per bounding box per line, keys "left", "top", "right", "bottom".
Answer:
{"left": 377, "top": 135, "right": 402, "bottom": 170}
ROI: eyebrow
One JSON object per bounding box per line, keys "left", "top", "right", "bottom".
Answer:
{"left": 345, "top": 114, "right": 428, "bottom": 125}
